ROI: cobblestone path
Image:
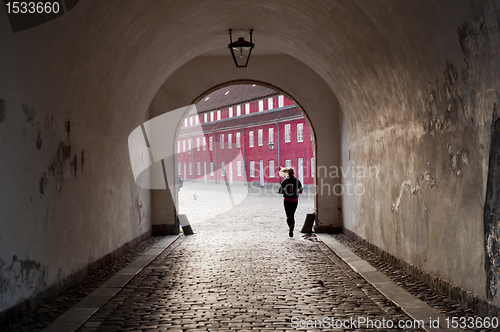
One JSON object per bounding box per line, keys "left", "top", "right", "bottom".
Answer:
{"left": 79, "top": 183, "right": 420, "bottom": 331}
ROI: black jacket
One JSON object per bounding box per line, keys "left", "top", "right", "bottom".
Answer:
{"left": 278, "top": 176, "right": 303, "bottom": 198}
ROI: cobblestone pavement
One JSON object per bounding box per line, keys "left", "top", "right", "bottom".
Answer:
{"left": 333, "top": 234, "right": 495, "bottom": 332}
{"left": 4, "top": 183, "right": 490, "bottom": 331}
{"left": 78, "top": 183, "right": 422, "bottom": 331}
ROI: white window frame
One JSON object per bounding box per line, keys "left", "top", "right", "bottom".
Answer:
{"left": 258, "top": 100, "right": 263, "bottom": 112}
{"left": 189, "top": 162, "right": 192, "bottom": 175}
{"left": 258, "top": 129, "right": 263, "bottom": 146}
{"left": 236, "top": 105, "right": 241, "bottom": 116}
{"left": 229, "top": 107, "right": 233, "bottom": 118}
{"left": 220, "top": 134, "right": 224, "bottom": 149}
{"left": 268, "top": 128, "right": 274, "bottom": 144}
{"left": 268, "top": 98, "right": 273, "bottom": 110}
{"left": 237, "top": 161, "right": 242, "bottom": 176}
{"left": 178, "top": 163, "right": 181, "bottom": 175}
{"left": 183, "top": 140, "right": 186, "bottom": 152}
{"left": 210, "top": 162, "right": 214, "bottom": 176}
{"left": 284, "top": 124, "right": 291, "bottom": 143}
{"left": 249, "top": 131, "right": 254, "bottom": 148}
{"left": 190, "top": 117, "right": 193, "bottom": 126}
{"left": 197, "top": 162, "right": 201, "bottom": 175}
{"left": 209, "top": 136, "right": 213, "bottom": 151}
{"left": 217, "top": 110, "right": 221, "bottom": 120}
{"left": 195, "top": 116, "right": 199, "bottom": 124}
{"left": 245, "top": 103, "right": 250, "bottom": 114}
{"left": 269, "top": 160, "right": 275, "bottom": 177}
{"left": 188, "top": 139, "right": 192, "bottom": 151}
{"left": 278, "top": 95, "right": 284, "bottom": 108}
{"left": 204, "top": 113, "right": 208, "bottom": 122}
{"left": 184, "top": 118, "right": 188, "bottom": 126}
{"left": 285, "top": 159, "right": 292, "bottom": 168}
{"left": 228, "top": 133, "right": 232, "bottom": 149}
{"left": 236, "top": 132, "right": 241, "bottom": 148}
{"left": 297, "top": 123, "right": 304, "bottom": 142}
{"left": 311, "top": 158, "right": 315, "bottom": 178}
{"left": 221, "top": 162, "right": 225, "bottom": 176}
{"left": 196, "top": 137, "right": 200, "bottom": 151}
{"left": 203, "top": 137, "right": 207, "bottom": 150}
{"left": 210, "top": 112, "right": 214, "bottom": 122}
{"left": 250, "top": 161, "right": 255, "bottom": 177}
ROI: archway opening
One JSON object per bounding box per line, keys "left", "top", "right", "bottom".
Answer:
{"left": 175, "top": 82, "right": 316, "bottom": 234}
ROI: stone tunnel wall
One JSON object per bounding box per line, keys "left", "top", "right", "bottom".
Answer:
{"left": 340, "top": 0, "right": 500, "bottom": 307}
{"left": 0, "top": 5, "right": 154, "bottom": 315}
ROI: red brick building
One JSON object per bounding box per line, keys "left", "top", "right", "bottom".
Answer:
{"left": 177, "top": 85, "right": 314, "bottom": 186}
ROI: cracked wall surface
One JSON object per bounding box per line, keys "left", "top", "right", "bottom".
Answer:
{"left": 341, "top": 0, "right": 500, "bottom": 306}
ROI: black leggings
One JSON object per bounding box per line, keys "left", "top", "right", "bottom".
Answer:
{"left": 284, "top": 201, "right": 298, "bottom": 229}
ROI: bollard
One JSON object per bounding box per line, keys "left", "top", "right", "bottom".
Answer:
{"left": 178, "top": 214, "right": 194, "bottom": 235}
{"left": 301, "top": 213, "right": 315, "bottom": 233}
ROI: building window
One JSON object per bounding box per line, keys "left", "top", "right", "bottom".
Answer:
{"left": 178, "top": 163, "right": 181, "bottom": 175}
{"left": 258, "top": 129, "right": 263, "bottom": 146}
{"left": 204, "top": 113, "right": 208, "bottom": 122}
{"left": 188, "top": 139, "right": 192, "bottom": 151}
{"left": 269, "top": 160, "right": 275, "bottom": 177}
{"left": 189, "top": 162, "right": 192, "bottom": 175}
{"left": 237, "top": 105, "right": 241, "bottom": 116}
{"left": 210, "top": 112, "right": 214, "bottom": 122}
{"left": 203, "top": 137, "right": 207, "bottom": 150}
{"left": 245, "top": 103, "right": 250, "bottom": 114}
{"left": 311, "top": 158, "right": 315, "bottom": 178}
{"left": 228, "top": 133, "right": 232, "bottom": 149}
{"left": 236, "top": 132, "right": 241, "bottom": 148}
{"left": 209, "top": 136, "right": 213, "bottom": 151}
{"left": 285, "top": 124, "right": 291, "bottom": 143}
{"left": 220, "top": 134, "right": 224, "bottom": 149}
{"left": 221, "top": 162, "right": 225, "bottom": 176}
{"left": 210, "top": 162, "right": 214, "bottom": 176}
{"left": 183, "top": 140, "right": 186, "bottom": 152}
{"left": 249, "top": 131, "right": 254, "bottom": 148}
{"left": 278, "top": 95, "right": 284, "bottom": 108}
{"left": 196, "top": 137, "right": 200, "bottom": 151}
{"left": 184, "top": 118, "right": 188, "bottom": 127}
{"left": 190, "top": 117, "right": 193, "bottom": 126}
{"left": 285, "top": 159, "right": 292, "bottom": 168}
{"left": 196, "top": 116, "right": 199, "bottom": 124}
{"left": 268, "top": 98, "right": 273, "bottom": 110}
{"left": 178, "top": 141, "right": 180, "bottom": 154}
{"left": 229, "top": 107, "right": 233, "bottom": 118}
{"left": 197, "top": 162, "right": 201, "bottom": 175}
{"left": 237, "top": 161, "right": 242, "bottom": 176}
{"left": 258, "top": 100, "right": 263, "bottom": 112}
{"left": 297, "top": 123, "right": 304, "bottom": 142}
{"left": 217, "top": 110, "right": 221, "bottom": 120}
{"left": 268, "top": 128, "right": 274, "bottom": 144}
{"left": 250, "top": 161, "right": 255, "bottom": 177}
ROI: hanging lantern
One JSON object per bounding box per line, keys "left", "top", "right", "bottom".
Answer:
{"left": 228, "top": 29, "right": 254, "bottom": 68}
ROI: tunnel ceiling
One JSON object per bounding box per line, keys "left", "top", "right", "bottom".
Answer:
{"left": 0, "top": 0, "right": 479, "bottom": 135}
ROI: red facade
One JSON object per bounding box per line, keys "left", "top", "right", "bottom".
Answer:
{"left": 177, "top": 88, "right": 314, "bottom": 186}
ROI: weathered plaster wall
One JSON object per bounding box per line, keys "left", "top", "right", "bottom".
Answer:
{"left": 339, "top": 0, "right": 500, "bottom": 305}
{"left": 0, "top": 2, "right": 153, "bottom": 313}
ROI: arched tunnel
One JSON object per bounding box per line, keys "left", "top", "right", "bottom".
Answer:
{"left": 1, "top": 0, "right": 500, "bottom": 327}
